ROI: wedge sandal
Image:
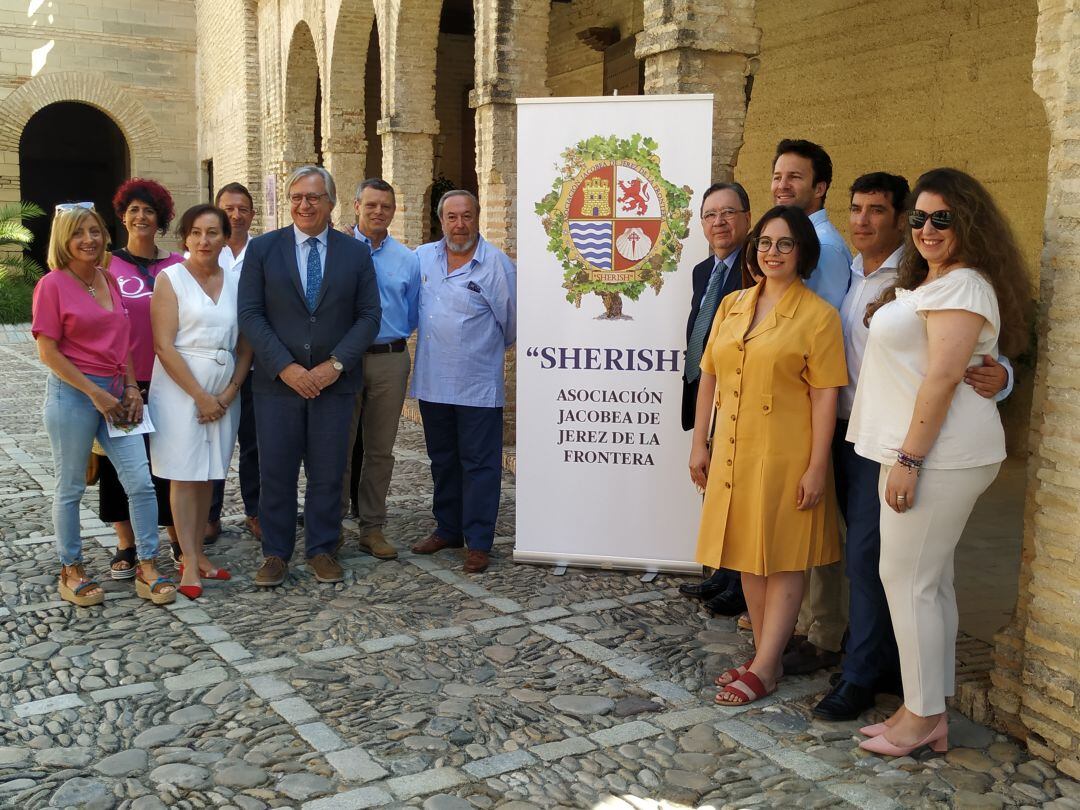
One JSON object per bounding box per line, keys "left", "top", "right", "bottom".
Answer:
{"left": 58, "top": 565, "right": 104, "bottom": 607}
{"left": 110, "top": 546, "right": 137, "bottom": 580}
{"left": 135, "top": 571, "right": 176, "bottom": 605}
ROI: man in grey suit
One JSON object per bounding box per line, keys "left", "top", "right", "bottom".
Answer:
{"left": 238, "top": 166, "right": 381, "bottom": 587}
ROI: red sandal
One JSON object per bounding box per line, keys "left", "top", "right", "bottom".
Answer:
{"left": 714, "top": 658, "right": 754, "bottom": 687}
{"left": 715, "top": 671, "right": 776, "bottom": 706}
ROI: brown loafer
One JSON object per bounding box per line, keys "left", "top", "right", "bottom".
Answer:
{"left": 255, "top": 556, "right": 287, "bottom": 587}
{"left": 463, "top": 550, "right": 489, "bottom": 573}
{"left": 411, "top": 533, "right": 463, "bottom": 555}
{"left": 244, "top": 515, "right": 262, "bottom": 541}
{"left": 359, "top": 529, "right": 398, "bottom": 560}
{"left": 307, "top": 553, "right": 343, "bottom": 583}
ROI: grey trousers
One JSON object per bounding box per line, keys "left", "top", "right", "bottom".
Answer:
{"left": 341, "top": 349, "right": 411, "bottom": 533}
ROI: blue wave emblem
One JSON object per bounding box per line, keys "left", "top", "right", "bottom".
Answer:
{"left": 569, "top": 222, "right": 612, "bottom": 269}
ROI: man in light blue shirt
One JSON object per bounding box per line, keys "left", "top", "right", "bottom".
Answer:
{"left": 340, "top": 178, "right": 421, "bottom": 560}
{"left": 771, "top": 139, "right": 851, "bottom": 309}
{"left": 410, "top": 190, "right": 516, "bottom": 574}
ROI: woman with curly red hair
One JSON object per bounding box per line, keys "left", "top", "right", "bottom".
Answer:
{"left": 99, "top": 178, "right": 183, "bottom": 579}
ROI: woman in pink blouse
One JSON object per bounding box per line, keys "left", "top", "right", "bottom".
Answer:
{"left": 32, "top": 205, "right": 175, "bottom": 606}
{"left": 99, "top": 179, "right": 184, "bottom": 579}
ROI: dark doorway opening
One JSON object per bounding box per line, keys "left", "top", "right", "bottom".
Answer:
{"left": 19, "top": 102, "right": 129, "bottom": 269}
{"left": 364, "top": 20, "right": 383, "bottom": 180}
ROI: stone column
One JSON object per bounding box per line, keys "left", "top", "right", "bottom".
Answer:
{"left": 990, "top": 0, "right": 1080, "bottom": 778}
{"left": 379, "top": 124, "right": 437, "bottom": 247}
{"left": 636, "top": 0, "right": 760, "bottom": 181}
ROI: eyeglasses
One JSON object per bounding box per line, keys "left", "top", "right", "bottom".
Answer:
{"left": 702, "top": 208, "right": 748, "bottom": 223}
{"left": 908, "top": 209, "right": 953, "bottom": 230}
{"left": 55, "top": 202, "right": 95, "bottom": 214}
{"left": 752, "top": 236, "right": 797, "bottom": 254}
{"left": 289, "top": 193, "right": 329, "bottom": 205}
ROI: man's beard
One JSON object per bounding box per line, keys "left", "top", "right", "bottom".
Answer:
{"left": 446, "top": 234, "right": 478, "bottom": 254}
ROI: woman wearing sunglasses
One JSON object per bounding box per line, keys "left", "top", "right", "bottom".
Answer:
{"left": 98, "top": 178, "right": 184, "bottom": 580}
{"left": 689, "top": 205, "right": 847, "bottom": 705}
{"left": 31, "top": 205, "right": 175, "bottom": 606}
{"left": 847, "top": 168, "right": 1030, "bottom": 755}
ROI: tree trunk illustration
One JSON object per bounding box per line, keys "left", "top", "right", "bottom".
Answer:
{"left": 599, "top": 292, "right": 623, "bottom": 319}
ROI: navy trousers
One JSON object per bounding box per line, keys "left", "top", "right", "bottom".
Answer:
{"left": 835, "top": 421, "right": 901, "bottom": 688}
{"left": 254, "top": 391, "right": 353, "bottom": 560}
{"left": 209, "top": 375, "right": 259, "bottom": 522}
{"left": 419, "top": 400, "right": 502, "bottom": 552}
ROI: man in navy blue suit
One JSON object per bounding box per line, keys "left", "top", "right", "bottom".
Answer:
{"left": 238, "top": 166, "right": 381, "bottom": 588}
{"left": 678, "top": 182, "right": 752, "bottom": 616}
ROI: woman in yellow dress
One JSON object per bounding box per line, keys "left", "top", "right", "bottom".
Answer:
{"left": 689, "top": 205, "right": 848, "bottom": 705}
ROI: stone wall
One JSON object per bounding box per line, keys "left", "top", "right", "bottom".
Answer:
{"left": 546, "top": 0, "right": 643, "bottom": 97}
{"left": 733, "top": 0, "right": 1048, "bottom": 448}
{"left": 0, "top": 1, "right": 198, "bottom": 212}
{"left": 990, "top": 0, "right": 1080, "bottom": 778}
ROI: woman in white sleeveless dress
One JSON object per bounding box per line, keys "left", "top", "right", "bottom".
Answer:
{"left": 149, "top": 205, "right": 253, "bottom": 599}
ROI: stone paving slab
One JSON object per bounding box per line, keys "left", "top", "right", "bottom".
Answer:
{"left": 0, "top": 335, "right": 1077, "bottom": 810}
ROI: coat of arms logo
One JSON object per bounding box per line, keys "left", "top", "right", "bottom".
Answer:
{"left": 536, "top": 134, "right": 692, "bottom": 320}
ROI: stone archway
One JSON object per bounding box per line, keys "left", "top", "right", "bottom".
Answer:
{"left": 325, "top": 0, "right": 378, "bottom": 227}
{"left": 283, "top": 21, "right": 322, "bottom": 173}
{"left": 0, "top": 71, "right": 163, "bottom": 221}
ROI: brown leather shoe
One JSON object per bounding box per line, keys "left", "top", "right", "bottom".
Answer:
{"left": 244, "top": 515, "right": 262, "bottom": 541}
{"left": 463, "top": 550, "right": 489, "bottom": 573}
{"left": 307, "top": 553, "right": 343, "bottom": 583}
{"left": 255, "top": 556, "right": 287, "bottom": 587}
{"left": 359, "top": 529, "right": 398, "bottom": 560}
{"left": 782, "top": 638, "right": 842, "bottom": 675}
{"left": 411, "top": 533, "right": 463, "bottom": 555}
{"left": 203, "top": 520, "right": 221, "bottom": 545}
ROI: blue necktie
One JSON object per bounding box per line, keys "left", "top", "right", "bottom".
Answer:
{"left": 305, "top": 237, "right": 322, "bottom": 312}
{"left": 685, "top": 261, "right": 728, "bottom": 383}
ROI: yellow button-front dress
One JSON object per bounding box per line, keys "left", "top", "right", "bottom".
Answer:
{"left": 696, "top": 280, "right": 848, "bottom": 576}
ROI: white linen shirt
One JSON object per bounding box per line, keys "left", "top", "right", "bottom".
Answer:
{"left": 218, "top": 236, "right": 251, "bottom": 275}
{"left": 846, "top": 268, "right": 1006, "bottom": 469}
{"left": 837, "top": 246, "right": 901, "bottom": 419}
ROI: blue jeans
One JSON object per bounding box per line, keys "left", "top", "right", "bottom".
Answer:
{"left": 43, "top": 373, "right": 159, "bottom": 565}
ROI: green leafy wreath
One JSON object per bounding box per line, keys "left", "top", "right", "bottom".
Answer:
{"left": 535, "top": 134, "right": 692, "bottom": 319}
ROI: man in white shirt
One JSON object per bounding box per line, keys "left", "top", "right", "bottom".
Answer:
{"left": 807, "top": 173, "right": 1011, "bottom": 719}
{"left": 770, "top": 139, "right": 851, "bottom": 310}
{"left": 207, "top": 183, "right": 261, "bottom": 541}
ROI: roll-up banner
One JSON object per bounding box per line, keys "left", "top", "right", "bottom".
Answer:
{"left": 514, "top": 94, "right": 714, "bottom": 573}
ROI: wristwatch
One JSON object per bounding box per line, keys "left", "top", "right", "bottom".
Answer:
{"left": 330, "top": 356, "right": 344, "bottom": 373}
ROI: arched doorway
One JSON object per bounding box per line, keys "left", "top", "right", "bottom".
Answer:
{"left": 364, "top": 20, "right": 382, "bottom": 180}
{"left": 18, "top": 102, "right": 129, "bottom": 269}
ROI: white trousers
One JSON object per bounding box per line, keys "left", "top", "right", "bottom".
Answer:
{"left": 878, "top": 462, "right": 1000, "bottom": 716}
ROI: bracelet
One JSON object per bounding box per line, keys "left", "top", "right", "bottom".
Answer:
{"left": 124, "top": 384, "right": 140, "bottom": 393}
{"left": 893, "top": 448, "right": 925, "bottom": 473}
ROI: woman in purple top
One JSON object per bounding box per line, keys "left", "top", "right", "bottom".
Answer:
{"left": 99, "top": 179, "right": 184, "bottom": 578}
{"left": 32, "top": 205, "right": 175, "bottom": 606}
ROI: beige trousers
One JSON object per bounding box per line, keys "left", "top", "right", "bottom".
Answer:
{"left": 796, "top": 552, "right": 849, "bottom": 653}
{"left": 878, "top": 462, "right": 1000, "bottom": 716}
{"left": 340, "top": 350, "right": 411, "bottom": 533}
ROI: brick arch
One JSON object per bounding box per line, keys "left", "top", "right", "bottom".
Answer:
{"left": 283, "top": 20, "right": 321, "bottom": 166}
{"left": 0, "top": 71, "right": 162, "bottom": 166}
{"left": 382, "top": 0, "right": 443, "bottom": 134}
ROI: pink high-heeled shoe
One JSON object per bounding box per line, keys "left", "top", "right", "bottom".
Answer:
{"left": 859, "top": 722, "right": 890, "bottom": 737}
{"left": 859, "top": 715, "right": 948, "bottom": 756}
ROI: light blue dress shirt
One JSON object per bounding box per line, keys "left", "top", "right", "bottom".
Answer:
{"left": 293, "top": 226, "right": 328, "bottom": 296}
{"left": 353, "top": 227, "right": 421, "bottom": 343}
{"left": 806, "top": 209, "right": 852, "bottom": 310}
{"left": 411, "top": 236, "right": 517, "bottom": 408}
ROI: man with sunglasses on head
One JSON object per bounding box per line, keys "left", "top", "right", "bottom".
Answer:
{"left": 678, "top": 182, "right": 751, "bottom": 616}
{"left": 238, "top": 166, "right": 381, "bottom": 589}
{"left": 810, "top": 172, "right": 1012, "bottom": 719}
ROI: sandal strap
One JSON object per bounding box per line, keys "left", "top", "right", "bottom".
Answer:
{"left": 73, "top": 580, "right": 100, "bottom": 596}
{"left": 111, "top": 547, "right": 137, "bottom": 564}
{"left": 147, "top": 576, "right": 174, "bottom": 593}
{"left": 738, "top": 670, "right": 768, "bottom": 699}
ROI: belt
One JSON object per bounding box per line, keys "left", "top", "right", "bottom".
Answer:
{"left": 177, "top": 347, "right": 232, "bottom": 365}
{"left": 366, "top": 338, "right": 407, "bottom": 354}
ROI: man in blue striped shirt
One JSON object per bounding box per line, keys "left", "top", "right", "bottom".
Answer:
{"left": 410, "top": 190, "right": 517, "bottom": 573}
{"left": 341, "top": 179, "right": 421, "bottom": 560}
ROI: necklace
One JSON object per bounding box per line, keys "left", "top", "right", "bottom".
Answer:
{"left": 66, "top": 267, "right": 98, "bottom": 297}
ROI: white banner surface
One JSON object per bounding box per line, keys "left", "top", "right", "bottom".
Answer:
{"left": 514, "top": 95, "right": 713, "bottom": 573}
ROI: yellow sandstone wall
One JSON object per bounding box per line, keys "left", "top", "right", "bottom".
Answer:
{"left": 0, "top": 0, "right": 198, "bottom": 211}
{"left": 546, "top": 0, "right": 644, "bottom": 96}
{"left": 734, "top": 0, "right": 1048, "bottom": 448}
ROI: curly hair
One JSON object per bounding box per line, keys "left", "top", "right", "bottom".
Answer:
{"left": 866, "top": 168, "right": 1031, "bottom": 359}
{"left": 112, "top": 178, "right": 175, "bottom": 234}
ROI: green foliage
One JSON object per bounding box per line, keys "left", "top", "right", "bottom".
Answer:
{"left": 536, "top": 134, "right": 694, "bottom": 316}
{"left": 0, "top": 202, "right": 46, "bottom": 284}
{"left": 0, "top": 275, "right": 34, "bottom": 324}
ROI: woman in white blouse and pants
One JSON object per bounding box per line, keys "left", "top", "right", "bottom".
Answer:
{"left": 847, "top": 168, "right": 1030, "bottom": 757}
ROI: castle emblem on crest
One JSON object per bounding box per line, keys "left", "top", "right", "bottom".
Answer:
{"left": 536, "top": 134, "right": 692, "bottom": 320}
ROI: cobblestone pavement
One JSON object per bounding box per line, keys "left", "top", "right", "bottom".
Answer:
{"left": 2, "top": 334, "right": 1079, "bottom": 810}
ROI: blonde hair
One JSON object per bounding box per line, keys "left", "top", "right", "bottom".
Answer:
{"left": 47, "top": 209, "right": 111, "bottom": 269}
